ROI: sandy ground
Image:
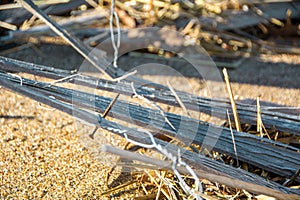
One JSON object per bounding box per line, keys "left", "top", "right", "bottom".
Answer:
{"left": 0, "top": 44, "right": 299, "bottom": 199}
{"left": 0, "top": 84, "right": 149, "bottom": 199}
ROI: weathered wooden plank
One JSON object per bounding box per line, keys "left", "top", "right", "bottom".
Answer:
{"left": 1, "top": 56, "right": 299, "bottom": 136}
{"left": 0, "top": 71, "right": 299, "bottom": 182}
{"left": 0, "top": 75, "right": 299, "bottom": 199}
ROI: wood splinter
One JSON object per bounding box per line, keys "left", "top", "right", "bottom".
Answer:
{"left": 89, "top": 93, "right": 120, "bottom": 139}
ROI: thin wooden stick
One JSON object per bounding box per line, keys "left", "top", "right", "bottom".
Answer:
{"left": 226, "top": 109, "right": 239, "bottom": 166}
{"left": 85, "top": 0, "right": 99, "bottom": 9}
{"left": 0, "top": 2, "right": 22, "bottom": 10}
{"left": 155, "top": 171, "right": 165, "bottom": 200}
{"left": 257, "top": 97, "right": 271, "bottom": 139}
{"left": 18, "top": 0, "right": 114, "bottom": 80}
{"left": 134, "top": 193, "right": 158, "bottom": 200}
{"left": 102, "top": 93, "right": 120, "bottom": 118}
{"left": 112, "top": 70, "right": 137, "bottom": 82}
{"left": 88, "top": 126, "right": 99, "bottom": 139}
{"left": 0, "top": 21, "right": 17, "bottom": 30}
{"left": 283, "top": 168, "right": 300, "bottom": 187}
{"left": 257, "top": 96, "right": 262, "bottom": 135}
{"left": 49, "top": 73, "right": 80, "bottom": 85}
{"left": 131, "top": 82, "right": 176, "bottom": 131}
{"left": 145, "top": 170, "right": 171, "bottom": 199}
{"left": 167, "top": 81, "right": 191, "bottom": 118}
{"left": 100, "top": 179, "right": 139, "bottom": 196}
{"left": 223, "top": 68, "right": 242, "bottom": 132}
{"left": 89, "top": 93, "right": 120, "bottom": 139}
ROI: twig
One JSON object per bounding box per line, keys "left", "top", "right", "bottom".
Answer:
{"left": 257, "top": 97, "right": 271, "bottom": 139}
{"left": 0, "top": 2, "right": 22, "bottom": 10}
{"left": 283, "top": 168, "right": 300, "bottom": 187}
{"left": 89, "top": 93, "right": 120, "bottom": 139}
{"left": 85, "top": 0, "right": 99, "bottom": 8}
{"left": 100, "top": 179, "right": 139, "bottom": 196}
{"left": 167, "top": 80, "right": 191, "bottom": 118}
{"left": 223, "top": 68, "right": 242, "bottom": 132}
{"left": 102, "top": 144, "right": 192, "bottom": 174}
{"left": 7, "top": 73, "right": 23, "bottom": 86}
{"left": 134, "top": 193, "right": 158, "bottom": 200}
{"left": 144, "top": 170, "right": 171, "bottom": 199}
{"left": 155, "top": 171, "right": 165, "bottom": 200}
{"left": 88, "top": 126, "right": 99, "bottom": 139}
{"left": 229, "top": 191, "right": 240, "bottom": 200}
{"left": 18, "top": 0, "right": 114, "bottom": 80}
{"left": 177, "top": 149, "right": 203, "bottom": 196}
{"left": 102, "top": 93, "right": 120, "bottom": 118}
{"left": 112, "top": 70, "right": 137, "bottom": 82}
{"left": 139, "top": 175, "right": 150, "bottom": 195}
{"left": 131, "top": 82, "right": 176, "bottom": 131}
{"left": 257, "top": 97, "right": 262, "bottom": 136}
{"left": 0, "top": 21, "right": 17, "bottom": 30}
{"left": 227, "top": 109, "right": 239, "bottom": 166}
{"left": 49, "top": 73, "right": 81, "bottom": 85}
{"left": 122, "top": 130, "right": 202, "bottom": 199}
{"left": 20, "top": 5, "right": 39, "bottom": 30}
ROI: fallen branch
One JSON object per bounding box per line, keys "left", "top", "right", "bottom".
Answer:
{"left": 1, "top": 56, "right": 299, "bottom": 136}
{"left": 0, "top": 73, "right": 299, "bottom": 199}
{"left": 0, "top": 70, "right": 299, "bottom": 182}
